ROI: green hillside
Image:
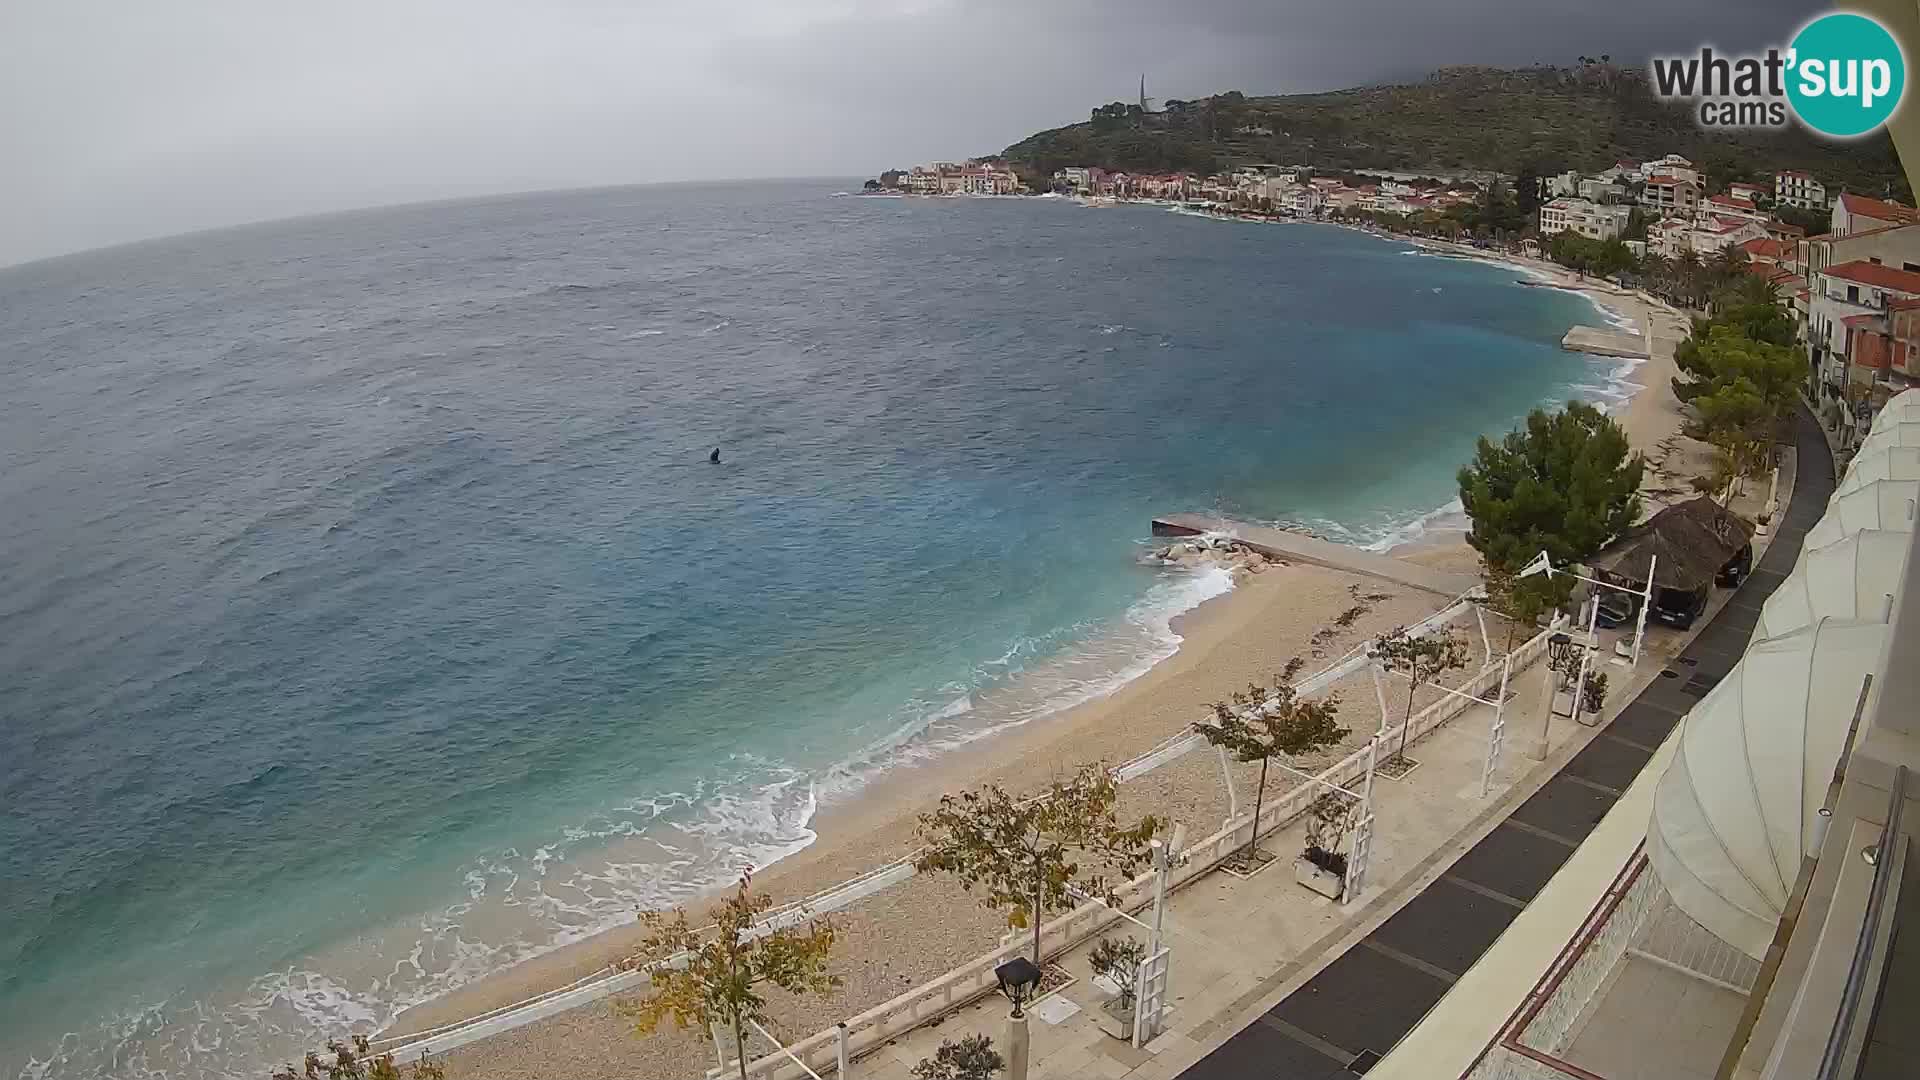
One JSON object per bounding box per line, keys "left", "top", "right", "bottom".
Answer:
{"left": 1001, "top": 64, "right": 1909, "bottom": 199}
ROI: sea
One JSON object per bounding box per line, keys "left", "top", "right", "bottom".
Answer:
{"left": 0, "top": 180, "right": 1633, "bottom": 1079}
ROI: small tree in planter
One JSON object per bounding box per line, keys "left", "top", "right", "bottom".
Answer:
{"left": 1297, "top": 791, "right": 1357, "bottom": 898}
{"left": 912, "top": 1034, "right": 1004, "bottom": 1080}
{"left": 1580, "top": 669, "right": 1610, "bottom": 719}
{"left": 1480, "top": 565, "right": 1556, "bottom": 654}
{"left": 916, "top": 763, "right": 1161, "bottom": 971}
{"left": 1373, "top": 626, "right": 1471, "bottom": 773}
{"left": 1088, "top": 936, "right": 1149, "bottom": 1039}
{"left": 1192, "top": 657, "right": 1347, "bottom": 873}
{"left": 624, "top": 872, "right": 839, "bottom": 1080}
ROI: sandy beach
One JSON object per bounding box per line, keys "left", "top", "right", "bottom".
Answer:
{"left": 384, "top": 236, "right": 1705, "bottom": 1080}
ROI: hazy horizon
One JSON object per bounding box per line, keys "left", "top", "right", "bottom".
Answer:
{"left": 2, "top": 0, "right": 1823, "bottom": 267}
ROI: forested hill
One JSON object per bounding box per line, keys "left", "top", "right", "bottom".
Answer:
{"left": 1000, "top": 64, "right": 1910, "bottom": 198}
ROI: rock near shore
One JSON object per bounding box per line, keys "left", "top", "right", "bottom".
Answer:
{"left": 1148, "top": 535, "right": 1275, "bottom": 575}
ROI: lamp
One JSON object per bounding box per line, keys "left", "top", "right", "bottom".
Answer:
{"left": 994, "top": 957, "right": 1043, "bottom": 1018}
{"left": 1547, "top": 632, "right": 1575, "bottom": 676}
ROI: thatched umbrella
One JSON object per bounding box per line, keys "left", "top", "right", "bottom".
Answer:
{"left": 1592, "top": 497, "right": 1755, "bottom": 596}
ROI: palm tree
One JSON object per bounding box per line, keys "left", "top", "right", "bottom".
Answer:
{"left": 1676, "top": 250, "right": 1705, "bottom": 309}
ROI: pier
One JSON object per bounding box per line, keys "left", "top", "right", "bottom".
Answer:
{"left": 1562, "top": 325, "right": 1649, "bottom": 358}
{"left": 1151, "top": 513, "right": 1481, "bottom": 598}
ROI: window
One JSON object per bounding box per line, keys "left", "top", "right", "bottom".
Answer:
{"left": 1872, "top": 257, "right": 1884, "bottom": 265}
{"left": 1849, "top": 285, "right": 1861, "bottom": 303}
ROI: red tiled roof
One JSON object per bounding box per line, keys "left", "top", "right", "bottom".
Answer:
{"left": 1844, "top": 313, "right": 1883, "bottom": 327}
{"left": 1839, "top": 192, "right": 1919, "bottom": 223}
{"left": 1770, "top": 221, "right": 1807, "bottom": 237}
{"left": 1891, "top": 296, "right": 1920, "bottom": 311}
{"left": 1777, "top": 169, "right": 1813, "bottom": 180}
{"left": 1822, "top": 260, "right": 1920, "bottom": 293}
{"left": 1708, "top": 194, "right": 1756, "bottom": 208}
{"left": 1741, "top": 237, "right": 1789, "bottom": 259}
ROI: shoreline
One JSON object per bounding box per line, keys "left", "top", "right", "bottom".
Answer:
{"left": 382, "top": 231, "right": 1701, "bottom": 1075}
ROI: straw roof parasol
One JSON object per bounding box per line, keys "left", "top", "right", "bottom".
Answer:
{"left": 1591, "top": 496, "right": 1755, "bottom": 591}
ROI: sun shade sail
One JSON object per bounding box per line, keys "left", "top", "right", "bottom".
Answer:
{"left": 1648, "top": 619, "right": 1889, "bottom": 960}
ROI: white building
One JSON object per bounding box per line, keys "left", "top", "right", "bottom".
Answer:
{"left": 1650, "top": 214, "right": 1767, "bottom": 258}
{"left": 1643, "top": 153, "right": 1700, "bottom": 183}
{"left": 1702, "top": 193, "right": 1767, "bottom": 223}
{"left": 1775, "top": 169, "right": 1828, "bottom": 209}
{"left": 1808, "top": 260, "right": 1920, "bottom": 387}
{"left": 1546, "top": 170, "right": 1583, "bottom": 197}
{"left": 1832, "top": 191, "right": 1920, "bottom": 237}
{"left": 1578, "top": 177, "right": 1626, "bottom": 204}
{"left": 1539, "top": 196, "right": 1631, "bottom": 241}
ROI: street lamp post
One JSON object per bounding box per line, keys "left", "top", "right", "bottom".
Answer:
{"left": 1519, "top": 550, "right": 1655, "bottom": 759}
{"left": 995, "top": 957, "right": 1043, "bottom": 1080}
{"left": 1537, "top": 632, "right": 1573, "bottom": 760}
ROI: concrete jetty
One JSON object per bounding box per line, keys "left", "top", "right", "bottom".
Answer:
{"left": 1151, "top": 513, "right": 1481, "bottom": 598}
{"left": 1562, "top": 325, "right": 1649, "bottom": 358}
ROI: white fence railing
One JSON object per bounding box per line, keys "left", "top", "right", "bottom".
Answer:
{"left": 730, "top": 621, "right": 1561, "bottom": 1080}
{"left": 376, "top": 591, "right": 1525, "bottom": 1070}
{"left": 1630, "top": 890, "right": 1762, "bottom": 994}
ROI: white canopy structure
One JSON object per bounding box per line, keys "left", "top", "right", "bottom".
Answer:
{"left": 1648, "top": 619, "right": 1889, "bottom": 960}
{"left": 1869, "top": 390, "right": 1920, "bottom": 432}
{"left": 1753, "top": 531, "right": 1909, "bottom": 640}
{"left": 1836, "top": 445, "right": 1920, "bottom": 496}
{"left": 1852, "top": 420, "right": 1920, "bottom": 460}
{"left": 1804, "top": 479, "right": 1919, "bottom": 548}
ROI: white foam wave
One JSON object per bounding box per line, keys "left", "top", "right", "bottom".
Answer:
{"left": 812, "top": 563, "right": 1234, "bottom": 801}
{"left": 1283, "top": 497, "right": 1470, "bottom": 555}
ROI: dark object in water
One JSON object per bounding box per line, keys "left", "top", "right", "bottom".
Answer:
{"left": 709, "top": 447, "right": 721, "bottom": 463}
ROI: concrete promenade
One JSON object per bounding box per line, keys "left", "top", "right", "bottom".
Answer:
{"left": 1174, "top": 402, "right": 1833, "bottom": 1079}
{"left": 1151, "top": 514, "right": 1480, "bottom": 599}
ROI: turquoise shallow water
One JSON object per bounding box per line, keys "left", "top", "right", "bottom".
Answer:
{"left": 0, "top": 182, "right": 1623, "bottom": 1078}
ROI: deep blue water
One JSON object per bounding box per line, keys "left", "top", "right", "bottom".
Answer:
{"left": 0, "top": 181, "right": 1618, "bottom": 1078}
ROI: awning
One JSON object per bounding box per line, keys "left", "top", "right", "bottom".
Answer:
{"left": 1852, "top": 420, "right": 1920, "bottom": 461}
{"left": 1836, "top": 445, "right": 1920, "bottom": 496}
{"left": 1648, "top": 619, "right": 1889, "bottom": 959}
{"left": 1804, "top": 479, "right": 1919, "bottom": 548}
{"left": 1754, "top": 530, "right": 1909, "bottom": 640}
{"left": 1870, "top": 389, "right": 1920, "bottom": 432}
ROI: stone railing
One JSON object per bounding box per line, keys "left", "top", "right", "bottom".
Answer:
{"left": 376, "top": 596, "right": 1543, "bottom": 1073}
{"left": 733, "top": 622, "right": 1563, "bottom": 1079}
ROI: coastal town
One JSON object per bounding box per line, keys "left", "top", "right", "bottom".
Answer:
{"left": 867, "top": 153, "right": 1920, "bottom": 447}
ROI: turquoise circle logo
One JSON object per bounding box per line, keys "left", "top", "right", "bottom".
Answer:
{"left": 1787, "top": 12, "right": 1906, "bottom": 137}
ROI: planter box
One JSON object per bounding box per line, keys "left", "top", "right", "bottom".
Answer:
{"left": 1218, "top": 846, "right": 1279, "bottom": 880}
{"left": 1295, "top": 857, "right": 1345, "bottom": 899}
{"left": 1096, "top": 998, "right": 1138, "bottom": 1041}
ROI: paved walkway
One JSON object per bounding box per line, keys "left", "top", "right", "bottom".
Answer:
{"left": 1151, "top": 515, "right": 1481, "bottom": 599}
{"left": 1172, "top": 404, "right": 1833, "bottom": 1079}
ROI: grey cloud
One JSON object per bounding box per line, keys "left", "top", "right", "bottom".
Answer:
{"left": 0, "top": 0, "right": 1826, "bottom": 267}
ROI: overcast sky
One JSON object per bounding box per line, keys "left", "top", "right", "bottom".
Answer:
{"left": 0, "top": 0, "right": 1824, "bottom": 267}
